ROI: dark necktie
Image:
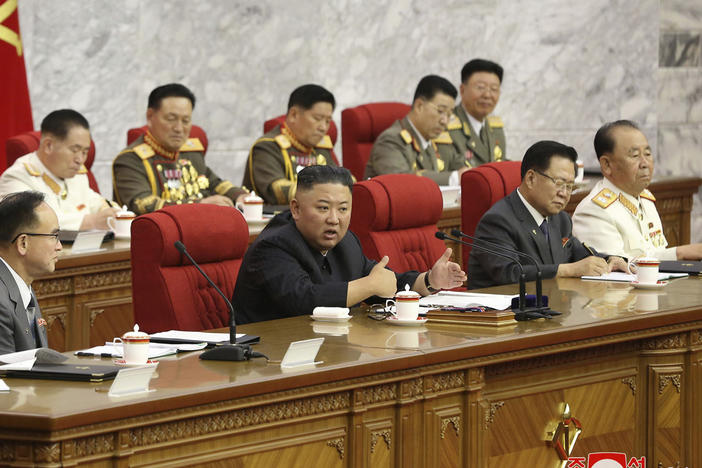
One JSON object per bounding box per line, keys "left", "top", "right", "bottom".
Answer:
{"left": 479, "top": 124, "right": 488, "bottom": 145}
{"left": 26, "top": 295, "right": 38, "bottom": 344}
{"left": 539, "top": 219, "right": 549, "bottom": 241}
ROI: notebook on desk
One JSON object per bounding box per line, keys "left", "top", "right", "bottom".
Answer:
{"left": 0, "top": 363, "right": 120, "bottom": 382}
{"left": 659, "top": 260, "right": 702, "bottom": 275}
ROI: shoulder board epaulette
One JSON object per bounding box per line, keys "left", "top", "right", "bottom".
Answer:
{"left": 487, "top": 116, "right": 504, "bottom": 128}
{"left": 133, "top": 143, "right": 155, "bottom": 160}
{"left": 640, "top": 189, "right": 656, "bottom": 202}
{"left": 180, "top": 137, "right": 204, "bottom": 152}
{"left": 315, "top": 135, "right": 333, "bottom": 149}
{"left": 591, "top": 188, "right": 617, "bottom": 208}
{"left": 78, "top": 165, "right": 88, "bottom": 174}
{"left": 446, "top": 114, "right": 462, "bottom": 130}
{"left": 400, "top": 129, "right": 413, "bottom": 145}
{"left": 23, "top": 163, "right": 41, "bottom": 177}
{"left": 432, "top": 131, "right": 453, "bottom": 144}
{"left": 274, "top": 134, "right": 291, "bottom": 149}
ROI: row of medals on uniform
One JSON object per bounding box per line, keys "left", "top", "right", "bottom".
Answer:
{"left": 158, "top": 160, "right": 209, "bottom": 202}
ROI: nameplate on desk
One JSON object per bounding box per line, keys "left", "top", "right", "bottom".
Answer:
{"left": 280, "top": 337, "right": 324, "bottom": 370}
{"left": 71, "top": 230, "right": 109, "bottom": 253}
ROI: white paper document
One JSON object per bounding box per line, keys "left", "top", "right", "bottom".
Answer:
{"left": 581, "top": 272, "right": 688, "bottom": 282}
{"left": 0, "top": 349, "right": 39, "bottom": 364}
{"left": 71, "top": 230, "right": 108, "bottom": 253}
{"left": 419, "top": 291, "right": 516, "bottom": 311}
{"left": 74, "top": 342, "right": 207, "bottom": 359}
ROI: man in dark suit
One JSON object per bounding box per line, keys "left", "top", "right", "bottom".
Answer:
{"left": 233, "top": 165, "right": 466, "bottom": 324}
{"left": 468, "top": 141, "right": 627, "bottom": 289}
{"left": 0, "top": 191, "right": 60, "bottom": 354}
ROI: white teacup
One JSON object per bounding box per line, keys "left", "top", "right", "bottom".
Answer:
{"left": 242, "top": 191, "right": 264, "bottom": 221}
{"left": 107, "top": 208, "right": 135, "bottom": 238}
{"left": 113, "top": 324, "right": 149, "bottom": 364}
{"left": 385, "top": 287, "right": 421, "bottom": 321}
{"left": 632, "top": 257, "right": 660, "bottom": 284}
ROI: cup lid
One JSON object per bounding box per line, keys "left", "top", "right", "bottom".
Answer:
{"left": 396, "top": 284, "right": 420, "bottom": 298}
{"left": 635, "top": 257, "right": 660, "bottom": 266}
{"left": 244, "top": 191, "right": 264, "bottom": 203}
{"left": 122, "top": 324, "right": 149, "bottom": 340}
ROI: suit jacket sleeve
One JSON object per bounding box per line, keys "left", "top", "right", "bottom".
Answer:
{"left": 368, "top": 135, "right": 450, "bottom": 185}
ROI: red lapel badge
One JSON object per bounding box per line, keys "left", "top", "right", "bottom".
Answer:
{"left": 37, "top": 318, "right": 47, "bottom": 328}
{"left": 562, "top": 237, "right": 569, "bottom": 248}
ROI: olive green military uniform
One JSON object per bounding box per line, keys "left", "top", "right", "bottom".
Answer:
{"left": 242, "top": 124, "right": 337, "bottom": 205}
{"left": 364, "top": 116, "right": 465, "bottom": 185}
{"left": 448, "top": 105, "right": 506, "bottom": 167}
{"left": 112, "top": 132, "right": 246, "bottom": 214}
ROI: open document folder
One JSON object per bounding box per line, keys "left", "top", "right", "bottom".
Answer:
{"left": 74, "top": 342, "right": 207, "bottom": 359}
{"left": 419, "top": 290, "right": 516, "bottom": 312}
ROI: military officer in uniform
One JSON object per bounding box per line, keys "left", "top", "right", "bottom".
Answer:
{"left": 365, "top": 75, "right": 467, "bottom": 185}
{"left": 448, "top": 59, "right": 507, "bottom": 167}
{"left": 243, "top": 84, "right": 337, "bottom": 205}
{"left": 0, "top": 109, "right": 118, "bottom": 230}
{"left": 112, "top": 83, "right": 248, "bottom": 214}
{"left": 573, "top": 120, "right": 702, "bottom": 261}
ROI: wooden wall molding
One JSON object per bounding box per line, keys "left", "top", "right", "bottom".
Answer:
{"left": 621, "top": 376, "right": 637, "bottom": 396}
{"left": 440, "top": 416, "right": 461, "bottom": 439}
{"left": 74, "top": 269, "right": 131, "bottom": 293}
{"left": 369, "top": 429, "right": 391, "bottom": 453}
{"left": 643, "top": 333, "right": 687, "bottom": 351}
{"left": 326, "top": 437, "right": 345, "bottom": 459}
{"left": 32, "top": 277, "right": 72, "bottom": 297}
{"left": 484, "top": 401, "right": 505, "bottom": 429}
{"left": 658, "top": 374, "right": 682, "bottom": 394}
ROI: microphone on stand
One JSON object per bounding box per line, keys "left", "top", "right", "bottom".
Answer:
{"left": 174, "top": 241, "right": 267, "bottom": 361}
{"left": 435, "top": 232, "right": 553, "bottom": 320}
{"left": 450, "top": 229, "right": 556, "bottom": 315}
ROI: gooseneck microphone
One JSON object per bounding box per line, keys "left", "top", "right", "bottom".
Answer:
{"left": 435, "top": 232, "right": 553, "bottom": 320}
{"left": 450, "top": 229, "right": 547, "bottom": 311}
{"left": 174, "top": 241, "right": 267, "bottom": 361}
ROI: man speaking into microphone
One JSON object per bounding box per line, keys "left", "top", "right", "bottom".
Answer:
{"left": 233, "top": 165, "right": 466, "bottom": 324}
{"left": 468, "top": 140, "right": 628, "bottom": 289}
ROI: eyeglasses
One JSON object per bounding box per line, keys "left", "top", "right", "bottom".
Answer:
{"left": 425, "top": 102, "right": 453, "bottom": 120}
{"left": 472, "top": 83, "right": 500, "bottom": 95}
{"left": 11, "top": 231, "right": 61, "bottom": 243}
{"left": 534, "top": 170, "right": 575, "bottom": 193}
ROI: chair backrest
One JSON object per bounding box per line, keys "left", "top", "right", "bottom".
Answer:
{"left": 130, "top": 204, "right": 249, "bottom": 333}
{"left": 341, "top": 102, "right": 411, "bottom": 181}
{"left": 5, "top": 130, "right": 100, "bottom": 192}
{"left": 126, "top": 125, "right": 209, "bottom": 155}
{"left": 460, "top": 160, "right": 522, "bottom": 267}
{"left": 263, "top": 114, "right": 339, "bottom": 165}
{"left": 350, "top": 173, "right": 445, "bottom": 272}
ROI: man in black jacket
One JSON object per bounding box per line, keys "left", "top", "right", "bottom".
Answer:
{"left": 468, "top": 140, "right": 628, "bottom": 289}
{"left": 233, "top": 165, "right": 466, "bottom": 324}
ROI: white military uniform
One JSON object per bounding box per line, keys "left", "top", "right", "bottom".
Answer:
{"left": 0, "top": 152, "right": 107, "bottom": 230}
{"left": 572, "top": 178, "right": 676, "bottom": 261}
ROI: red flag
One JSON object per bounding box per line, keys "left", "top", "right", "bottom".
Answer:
{"left": 0, "top": 0, "right": 33, "bottom": 173}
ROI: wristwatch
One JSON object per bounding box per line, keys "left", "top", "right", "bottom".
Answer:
{"left": 424, "top": 269, "right": 439, "bottom": 293}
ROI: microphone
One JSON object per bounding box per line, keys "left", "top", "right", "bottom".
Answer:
{"left": 174, "top": 241, "right": 267, "bottom": 361}
{"left": 435, "top": 232, "right": 552, "bottom": 320}
{"left": 450, "top": 229, "right": 549, "bottom": 312}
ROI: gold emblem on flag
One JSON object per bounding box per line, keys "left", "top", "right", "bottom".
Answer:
{"left": 0, "top": 0, "right": 23, "bottom": 56}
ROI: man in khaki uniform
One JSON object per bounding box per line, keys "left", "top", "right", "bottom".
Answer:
{"left": 572, "top": 120, "right": 702, "bottom": 261}
{"left": 0, "top": 109, "right": 117, "bottom": 230}
{"left": 365, "top": 75, "right": 466, "bottom": 185}
{"left": 448, "top": 59, "right": 507, "bottom": 167}
{"left": 113, "top": 84, "right": 247, "bottom": 214}
{"left": 243, "top": 84, "right": 337, "bottom": 205}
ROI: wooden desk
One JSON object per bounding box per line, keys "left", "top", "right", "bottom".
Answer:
{"left": 2, "top": 277, "right": 701, "bottom": 467}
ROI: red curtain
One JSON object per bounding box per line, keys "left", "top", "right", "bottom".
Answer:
{"left": 0, "top": 0, "right": 33, "bottom": 173}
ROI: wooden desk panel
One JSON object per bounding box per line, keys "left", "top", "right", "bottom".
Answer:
{"left": 2, "top": 277, "right": 701, "bottom": 467}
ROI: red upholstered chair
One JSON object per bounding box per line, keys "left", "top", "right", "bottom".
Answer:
{"left": 460, "top": 160, "right": 522, "bottom": 267}
{"left": 130, "top": 204, "right": 248, "bottom": 333}
{"left": 262, "top": 114, "right": 339, "bottom": 165}
{"left": 126, "top": 125, "right": 209, "bottom": 155}
{"left": 350, "top": 173, "right": 445, "bottom": 272}
{"left": 341, "top": 102, "right": 411, "bottom": 181}
{"left": 5, "top": 130, "right": 100, "bottom": 192}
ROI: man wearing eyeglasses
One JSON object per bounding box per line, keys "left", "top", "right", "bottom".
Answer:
{"left": 0, "top": 109, "right": 118, "bottom": 231}
{"left": 448, "top": 59, "right": 507, "bottom": 167}
{"left": 468, "top": 141, "right": 628, "bottom": 289}
{"left": 0, "top": 191, "right": 61, "bottom": 353}
{"left": 364, "top": 75, "right": 467, "bottom": 185}
{"left": 572, "top": 120, "right": 702, "bottom": 261}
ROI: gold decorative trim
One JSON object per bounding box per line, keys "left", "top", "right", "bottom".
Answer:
{"left": 400, "top": 377, "right": 423, "bottom": 398}
{"left": 34, "top": 442, "right": 60, "bottom": 463}
{"left": 658, "top": 374, "right": 682, "bottom": 394}
{"left": 45, "top": 313, "right": 66, "bottom": 329}
{"left": 427, "top": 371, "right": 465, "bottom": 393}
{"left": 484, "top": 401, "right": 504, "bottom": 429}
{"left": 359, "top": 383, "right": 396, "bottom": 405}
{"left": 90, "top": 309, "right": 105, "bottom": 327}
{"left": 75, "top": 270, "right": 132, "bottom": 292}
{"left": 369, "top": 429, "right": 391, "bottom": 453}
{"left": 621, "top": 377, "right": 637, "bottom": 396}
{"left": 440, "top": 416, "right": 461, "bottom": 439}
{"left": 326, "top": 437, "right": 345, "bottom": 459}
{"left": 691, "top": 330, "right": 702, "bottom": 346}
{"left": 74, "top": 433, "right": 115, "bottom": 457}
{"left": 643, "top": 333, "right": 687, "bottom": 350}
{"left": 32, "top": 277, "right": 72, "bottom": 297}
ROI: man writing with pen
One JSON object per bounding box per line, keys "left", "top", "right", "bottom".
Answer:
{"left": 468, "top": 140, "right": 629, "bottom": 289}
{"left": 0, "top": 109, "right": 119, "bottom": 231}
